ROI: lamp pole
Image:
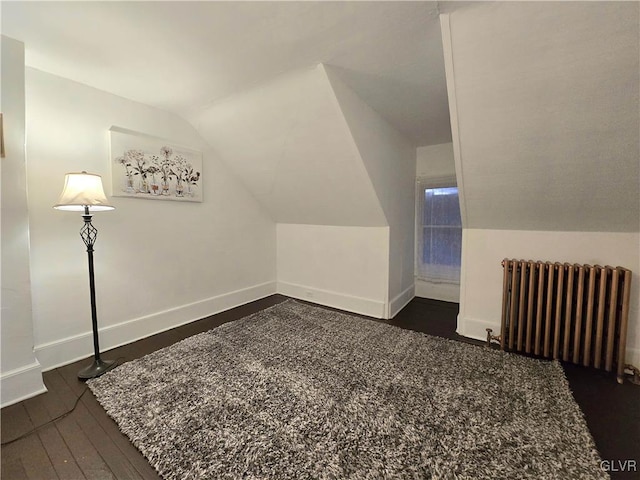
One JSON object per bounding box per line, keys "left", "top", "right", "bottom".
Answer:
{"left": 77, "top": 205, "right": 116, "bottom": 380}
{"left": 54, "top": 171, "right": 116, "bottom": 380}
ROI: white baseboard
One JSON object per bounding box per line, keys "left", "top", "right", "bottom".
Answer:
{"left": 1, "top": 360, "right": 48, "bottom": 408}
{"left": 388, "top": 284, "right": 415, "bottom": 319}
{"left": 457, "top": 316, "right": 640, "bottom": 370}
{"left": 35, "top": 281, "right": 277, "bottom": 371}
{"left": 456, "top": 316, "right": 498, "bottom": 343}
{"left": 625, "top": 346, "right": 640, "bottom": 369}
{"left": 415, "top": 279, "right": 460, "bottom": 303}
{"left": 277, "top": 281, "right": 386, "bottom": 318}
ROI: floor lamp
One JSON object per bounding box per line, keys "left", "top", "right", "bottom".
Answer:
{"left": 54, "top": 171, "right": 117, "bottom": 380}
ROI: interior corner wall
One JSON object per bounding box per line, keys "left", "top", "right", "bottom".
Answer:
{"left": 443, "top": 2, "right": 639, "bottom": 232}
{"left": 442, "top": 3, "right": 640, "bottom": 367}
{"left": 324, "top": 66, "right": 416, "bottom": 317}
{"left": 415, "top": 143, "right": 459, "bottom": 303}
{"left": 25, "top": 68, "right": 277, "bottom": 372}
{"left": 192, "top": 64, "right": 393, "bottom": 319}
{"left": 458, "top": 230, "right": 640, "bottom": 367}
{"left": 191, "top": 64, "right": 387, "bottom": 228}
{"left": 0, "top": 36, "right": 47, "bottom": 407}
{"left": 276, "top": 224, "right": 389, "bottom": 318}
{"left": 416, "top": 143, "right": 455, "bottom": 179}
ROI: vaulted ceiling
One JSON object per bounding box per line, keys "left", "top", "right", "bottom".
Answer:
{"left": 4, "top": 1, "right": 638, "bottom": 234}
{"left": 2, "top": 1, "right": 451, "bottom": 147}
{"left": 193, "top": 64, "right": 389, "bottom": 227}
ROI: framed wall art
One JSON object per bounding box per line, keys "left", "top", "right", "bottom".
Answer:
{"left": 110, "top": 126, "right": 203, "bottom": 202}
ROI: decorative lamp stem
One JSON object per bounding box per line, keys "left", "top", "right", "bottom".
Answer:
{"left": 77, "top": 205, "right": 115, "bottom": 379}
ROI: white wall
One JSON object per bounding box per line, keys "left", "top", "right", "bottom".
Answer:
{"left": 192, "top": 64, "right": 387, "bottom": 227}
{"left": 415, "top": 142, "right": 459, "bottom": 303}
{"left": 440, "top": 3, "right": 640, "bottom": 370}
{"left": 277, "top": 224, "right": 389, "bottom": 318}
{"left": 194, "top": 63, "right": 416, "bottom": 319}
{"left": 0, "top": 36, "right": 47, "bottom": 406}
{"left": 416, "top": 143, "right": 455, "bottom": 179}
{"left": 25, "top": 68, "right": 277, "bottom": 371}
{"left": 444, "top": 2, "right": 639, "bottom": 232}
{"left": 325, "top": 65, "right": 416, "bottom": 316}
{"left": 458, "top": 229, "right": 640, "bottom": 367}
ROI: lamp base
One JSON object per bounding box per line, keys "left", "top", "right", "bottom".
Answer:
{"left": 78, "top": 358, "right": 117, "bottom": 380}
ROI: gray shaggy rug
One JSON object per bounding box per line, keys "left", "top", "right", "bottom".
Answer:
{"left": 88, "top": 300, "right": 607, "bottom": 480}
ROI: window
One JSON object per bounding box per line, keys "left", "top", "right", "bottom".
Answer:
{"left": 416, "top": 180, "right": 462, "bottom": 284}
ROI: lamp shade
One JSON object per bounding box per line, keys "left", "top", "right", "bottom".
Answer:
{"left": 53, "top": 171, "right": 114, "bottom": 212}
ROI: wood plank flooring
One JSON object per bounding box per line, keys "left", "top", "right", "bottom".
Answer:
{"left": 2, "top": 295, "right": 638, "bottom": 479}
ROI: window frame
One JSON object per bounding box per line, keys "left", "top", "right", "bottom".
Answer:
{"left": 415, "top": 175, "right": 462, "bottom": 285}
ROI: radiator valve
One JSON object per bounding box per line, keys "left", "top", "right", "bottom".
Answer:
{"left": 485, "top": 328, "right": 501, "bottom": 348}
{"left": 624, "top": 364, "right": 640, "bottom": 385}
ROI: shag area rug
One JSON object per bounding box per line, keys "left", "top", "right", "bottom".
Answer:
{"left": 88, "top": 300, "right": 607, "bottom": 480}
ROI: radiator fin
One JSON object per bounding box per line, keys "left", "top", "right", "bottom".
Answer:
{"left": 501, "top": 259, "right": 632, "bottom": 383}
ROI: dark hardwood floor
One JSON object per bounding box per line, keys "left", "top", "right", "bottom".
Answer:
{"left": 2, "top": 295, "right": 638, "bottom": 479}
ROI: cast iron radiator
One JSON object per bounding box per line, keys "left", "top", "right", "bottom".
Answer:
{"left": 488, "top": 259, "right": 635, "bottom": 383}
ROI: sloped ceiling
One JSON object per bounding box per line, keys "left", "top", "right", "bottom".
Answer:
{"left": 325, "top": 65, "right": 415, "bottom": 228}
{"left": 446, "top": 2, "right": 639, "bottom": 232}
{"left": 6, "top": 1, "right": 636, "bottom": 234}
{"left": 192, "top": 64, "right": 387, "bottom": 227}
{"left": 325, "top": 66, "right": 417, "bottom": 297}
{"left": 2, "top": 1, "right": 449, "bottom": 147}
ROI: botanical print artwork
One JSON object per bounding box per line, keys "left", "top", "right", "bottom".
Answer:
{"left": 110, "top": 126, "right": 203, "bottom": 202}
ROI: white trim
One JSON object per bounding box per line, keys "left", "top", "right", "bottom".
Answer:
{"left": 626, "top": 347, "right": 640, "bottom": 371}
{"left": 439, "top": 13, "right": 467, "bottom": 228}
{"left": 456, "top": 315, "right": 498, "bottom": 343}
{"left": 415, "top": 278, "right": 459, "bottom": 303}
{"left": 415, "top": 182, "right": 462, "bottom": 284}
{"left": 416, "top": 175, "right": 457, "bottom": 189}
{"left": 1, "top": 361, "right": 47, "bottom": 408}
{"left": 277, "top": 281, "right": 386, "bottom": 319}
{"left": 388, "top": 284, "right": 415, "bottom": 319}
{"left": 456, "top": 229, "right": 470, "bottom": 339}
{"left": 456, "top": 316, "right": 640, "bottom": 373}
{"left": 35, "top": 281, "right": 277, "bottom": 371}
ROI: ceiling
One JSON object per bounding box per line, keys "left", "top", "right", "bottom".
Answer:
{"left": 2, "top": 1, "right": 452, "bottom": 147}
